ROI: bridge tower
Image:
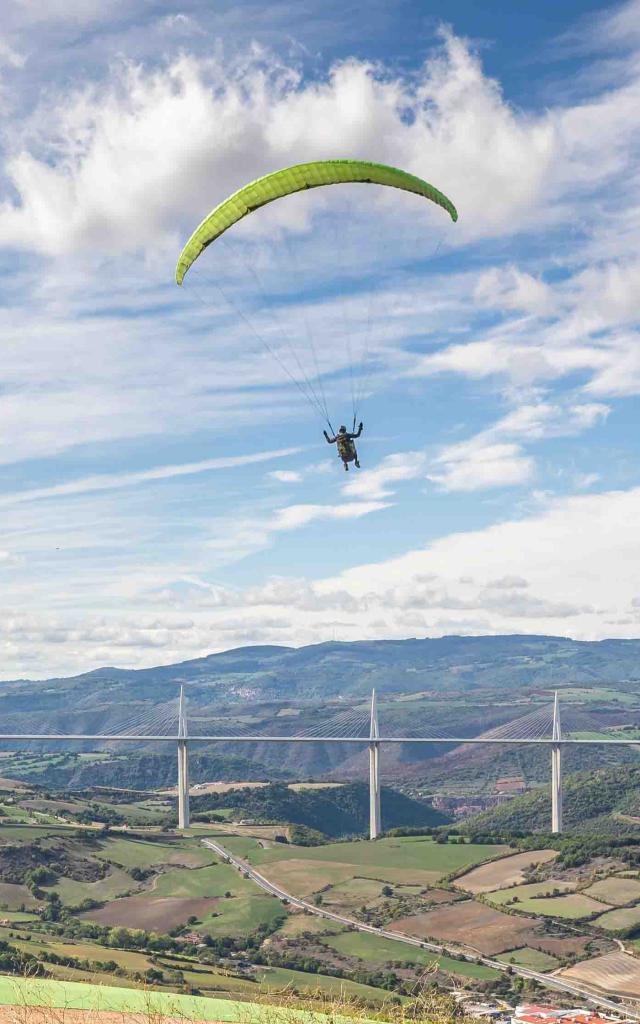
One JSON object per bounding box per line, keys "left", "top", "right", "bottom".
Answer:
{"left": 177, "top": 686, "right": 190, "bottom": 830}
{"left": 369, "top": 689, "right": 381, "bottom": 840}
{"left": 551, "top": 691, "right": 563, "bottom": 834}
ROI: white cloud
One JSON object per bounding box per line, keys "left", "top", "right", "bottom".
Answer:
{"left": 0, "top": 39, "right": 26, "bottom": 68}
{"left": 485, "top": 575, "right": 529, "bottom": 589}
{"left": 269, "top": 469, "right": 303, "bottom": 484}
{"left": 6, "top": 482, "right": 640, "bottom": 678}
{"left": 474, "top": 266, "right": 554, "bottom": 315}
{"left": 342, "top": 451, "right": 426, "bottom": 500}
{"left": 427, "top": 439, "right": 534, "bottom": 492}
{"left": 0, "top": 27, "right": 634, "bottom": 257}
{"left": 0, "top": 448, "right": 302, "bottom": 506}
{"left": 272, "top": 501, "right": 389, "bottom": 530}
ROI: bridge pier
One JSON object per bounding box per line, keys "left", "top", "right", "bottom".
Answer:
{"left": 551, "top": 691, "right": 563, "bottom": 834}
{"left": 369, "top": 690, "right": 381, "bottom": 839}
{"left": 177, "top": 687, "right": 190, "bottom": 830}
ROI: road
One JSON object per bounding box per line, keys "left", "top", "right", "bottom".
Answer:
{"left": 202, "top": 837, "right": 640, "bottom": 1019}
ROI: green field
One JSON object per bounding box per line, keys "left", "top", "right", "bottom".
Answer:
{"left": 255, "top": 965, "right": 395, "bottom": 1001}
{"left": 496, "top": 947, "right": 560, "bottom": 971}
{"left": 322, "top": 931, "right": 497, "bottom": 979}
{"left": 0, "top": 975, "right": 304, "bottom": 1021}
{"left": 0, "top": 909, "right": 38, "bottom": 922}
{"left": 584, "top": 876, "right": 640, "bottom": 906}
{"left": 95, "top": 836, "right": 216, "bottom": 869}
{"left": 486, "top": 880, "right": 575, "bottom": 907}
{"left": 3, "top": 929, "right": 154, "bottom": 973}
{"left": 593, "top": 905, "right": 640, "bottom": 930}
{"left": 508, "top": 893, "right": 608, "bottom": 920}
{"left": 232, "top": 836, "right": 508, "bottom": 877}
{"left": 276, "top": 915, "right": 340, "bottom": 938}
{"left": 0, "top": 881, "right": 41, "bottom": 910}
{"left": 46, "top": 865, "right": 137, "bottom": 905}
{"left": 198, "top": 894, "right": 286, "bottom": 936}
{"left": 558, "top": 688, "right": 640, "bottom": 705}
{"left": 0, "top": 825, "right": 72, "bottom": 840}
{"left": 151, "top": 863, "right": 257, "bottom": 899}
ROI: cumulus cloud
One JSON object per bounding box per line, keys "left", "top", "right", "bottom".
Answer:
{"left": 342, "top": 452, "right": 426, "bottom": 500}
{"left": 427, "top": 439, "right": 535, "bottom": 492}
{"left": 474, "top": 266, "right": 554, "bottom": 316}
{"left": 423, "top": 399, "right": 609, "bottom": 493}
{"left": 0, "top": 27, "right": 632, "bottom": 257}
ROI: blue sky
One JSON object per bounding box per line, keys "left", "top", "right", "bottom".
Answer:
{"left": 1, "top": 0, "right": 640, "bottom": 678}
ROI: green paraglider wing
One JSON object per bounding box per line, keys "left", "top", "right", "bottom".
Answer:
{"left": 175, "top": 159, "right": 457, "bottom": 285}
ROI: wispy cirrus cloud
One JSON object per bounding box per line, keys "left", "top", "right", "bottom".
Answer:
{"left": 0, "top": 447, "right": 302, "bottom": 506}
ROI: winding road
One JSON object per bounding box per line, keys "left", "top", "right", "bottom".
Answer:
{"left": 202, "top": 837, "right": 640, "bottom": 1019}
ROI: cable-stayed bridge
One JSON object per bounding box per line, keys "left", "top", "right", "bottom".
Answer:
{"left": 1, "top": 689, "right": 638, "bottom": 837}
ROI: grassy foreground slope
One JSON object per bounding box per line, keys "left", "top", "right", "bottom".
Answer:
{"left": 0, "top": 976, "right": 285, "bottom": 1021}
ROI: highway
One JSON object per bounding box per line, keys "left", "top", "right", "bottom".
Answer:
{"left": 202, "top": 837, "right": 640, "bottom": 1020}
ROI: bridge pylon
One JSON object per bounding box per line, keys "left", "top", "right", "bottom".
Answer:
{"left": 551, "top": 691, "right": 563, "bottom": 834}
{"left": 177, "top": 686, "right": 190, "bottom": 830}
{"left": 369, "top": 689, "right": 381, "bottom": 840}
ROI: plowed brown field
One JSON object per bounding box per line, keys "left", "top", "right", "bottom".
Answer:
{"left": 559, "top": 950, "right": 640, "bottom": 998}
{"left": 81, "top": 896, "right": 219, "bottom": 931}
{"left": 388, "top": 899, "right": 541, "bottom": 955}
{"left": 453, "top": 850, "right": 557, "bottom": 893}
{"left": 530, "top": 935, "right": 591, "bottom": 956}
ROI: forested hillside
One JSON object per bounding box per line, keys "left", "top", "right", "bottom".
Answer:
{"left": 464, "top": 765, "right": 640, "bottom": 834}
{"left": 192, "top": 781, "right": 449, "bottom": 837}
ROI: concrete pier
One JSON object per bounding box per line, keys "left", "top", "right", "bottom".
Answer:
{"left": 551, "top": 691, "right": 563, "bottom": 834}
{"left": 177, "top": 686, "right": 190, "bottom": 830}
{"left": 369, "top": 689, "right": 381, "bottom": 839}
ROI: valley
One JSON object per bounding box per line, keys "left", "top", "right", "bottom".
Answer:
{"left": 2, "top": 638, "right": 640, "bottom": 1012}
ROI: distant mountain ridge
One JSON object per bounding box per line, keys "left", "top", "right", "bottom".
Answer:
{"left": 2, "top": 635, "right": 640, "bottom": 783}
{"left": 4, "top": 634, "right": 640, "bottom": 709}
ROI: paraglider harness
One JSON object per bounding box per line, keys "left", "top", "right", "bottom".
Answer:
{"left": 324, "top": 421, "right": 363, "bottom": 469}
{"left": 337, "top": 434, "right": 357, "bottom": 462}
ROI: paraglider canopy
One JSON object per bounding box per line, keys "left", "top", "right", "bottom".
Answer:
{"left": 175, "top": 159, "right": 458, "bottom": 285}
{"left": 175, "top": 159, "right": 457, "bottom": 436}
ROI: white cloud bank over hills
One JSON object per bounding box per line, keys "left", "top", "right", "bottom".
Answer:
{"left": 3, "top": 482, "right": 640, "bottom": 677}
